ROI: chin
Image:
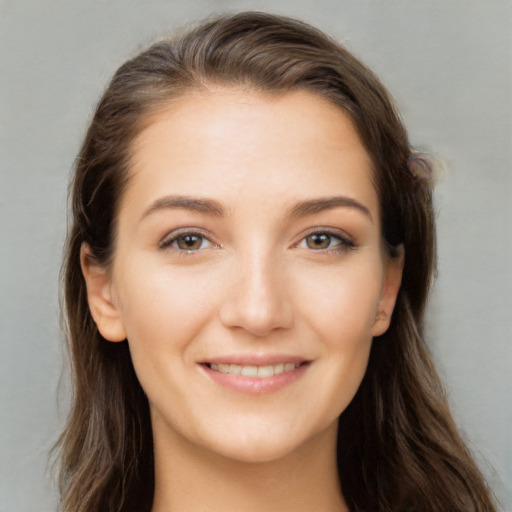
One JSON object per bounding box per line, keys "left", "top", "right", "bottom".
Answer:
{"left": 197, "top": 417, "right": 338, "bottom": 465}
{"left": 211, "top": 438, "right": 303, "bottom": 464}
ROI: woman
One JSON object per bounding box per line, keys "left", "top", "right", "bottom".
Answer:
{"left": 57, "top": 11, "right": 496, "bottom": 512}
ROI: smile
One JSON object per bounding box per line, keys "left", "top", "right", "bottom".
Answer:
{"left": 201, "top": 360, "right": 310, "bottom": 394}
{"left": 208, "top": 362, "right": 301, "bottom": 378}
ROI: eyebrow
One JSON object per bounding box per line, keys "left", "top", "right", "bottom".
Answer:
{"left": 140, "top": 194, "right": 372, "bottom": 222}
{"left": 141, "top": 195, "right": 227, "bottom": 220}
{"left": 289, "top": 196, "right": 372, "bottom": 221}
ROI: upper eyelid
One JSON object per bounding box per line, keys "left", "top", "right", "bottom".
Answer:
{"left": 294, "top": 226, "right": 355, "bottom": 244}
{"left": 159, "top": 227, "right": 216, "bottom": 248}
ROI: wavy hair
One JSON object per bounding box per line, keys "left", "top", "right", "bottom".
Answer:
{"left": 57, "top": 11, "right": 496, "bottom": 512}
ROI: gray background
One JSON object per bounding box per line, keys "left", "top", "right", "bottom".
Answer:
{"left": 1, "top": 1, "right": 511, "bottom": 510}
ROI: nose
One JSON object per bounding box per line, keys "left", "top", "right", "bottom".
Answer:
{"left": 219, "top": 251, "right": 294, "bottom": 337}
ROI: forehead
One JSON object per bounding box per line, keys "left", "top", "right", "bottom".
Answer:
{"left": 124, "top": 88, "right": 378, "bottom": 220}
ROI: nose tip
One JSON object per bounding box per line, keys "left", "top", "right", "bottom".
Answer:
{"left": 219, "top": 261, "right": 293, "bottom": 337}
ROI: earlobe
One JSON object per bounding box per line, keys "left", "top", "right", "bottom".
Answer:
{"left": 371, "top": 244, "right": 405, "bottom": 337}
{"left": 80, "top": 244, "right": 127, "bottom": 342}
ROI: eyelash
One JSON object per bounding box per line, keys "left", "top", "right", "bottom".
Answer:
{"left": 295, "top": 228, "right": 356, "bottom": 253}
{"left": 159, "top": 228, "right": 356, "bottom": 254}
{"left": 159, "top": 229, "right": 217, "bottom": 253}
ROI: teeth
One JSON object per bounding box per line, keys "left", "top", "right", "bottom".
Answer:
{"left": 230, "top": 364, "right": 241, "bottom": 375}
{"left": 218, "top": 363, "right": 230, "bottom": 373}
{"left": 273, "top": 363, "right": 284, "bottom": 375}
{"left": 209, "top": 362, "right": 301, "bottom": 378}
{"left": 257, "top": 365, "right": 274, "bottom": 378}
{"left": 241, "top": 365, "right": 258, "bottom": 377}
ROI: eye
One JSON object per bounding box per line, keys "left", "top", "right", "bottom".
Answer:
{"left": 160, "top": 230, "right": 213, "bottom": 252}
{"left": 297, "top": 230, "right": 355, "bottom": 252}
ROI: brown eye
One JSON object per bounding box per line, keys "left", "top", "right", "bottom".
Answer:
{"left": 298, "top": 231, "right": 355, "bottom": 252}
{"left": 160, "top": 231, "right": 213, "bottom": 252}
{"left": 305, "top": 233, "right": 335, "bottom": 250}
{"left": 176, "top": 234, "right": 207, "bottom": 251}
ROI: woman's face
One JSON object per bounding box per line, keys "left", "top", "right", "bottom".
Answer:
{"left": 84, "top": 88, "right": 403, "bottom": 463}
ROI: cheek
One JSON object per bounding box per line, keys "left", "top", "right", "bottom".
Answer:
{"left": 294, "top": 258, "right": 382, "bottom": 405}
{"left": 296, "top": 258, "right": 384, "bottom": 341}
{"left": 302, "top": 267, "right": 380, "bottom": 410}
{"left": 113, "top": 259, "right": 220, "bottom": 358}
{"left": 112, "top": 262, "right": 222, "bottom": 415}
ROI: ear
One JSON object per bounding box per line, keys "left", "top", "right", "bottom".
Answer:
{"left": 371, "top": 244, "right": 405, "bottom": 337}
{"left": 80, "top": 244, "right": 127, "bottom": 342}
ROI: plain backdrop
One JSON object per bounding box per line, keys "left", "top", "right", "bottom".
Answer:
{"left": 1, "top": 1, "right": 511, "bottom": 510}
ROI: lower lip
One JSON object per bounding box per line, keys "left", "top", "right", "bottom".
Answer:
{"left": 200, "top": 363, "right": 309, "bottom": 394}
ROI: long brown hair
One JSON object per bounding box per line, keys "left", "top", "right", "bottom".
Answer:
{"left": 57, "top": 11, "right": 496, "bottom": 512}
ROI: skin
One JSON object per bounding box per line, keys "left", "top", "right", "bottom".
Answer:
{"left": 82, "top": 88, "right": 404, "bottom": 512}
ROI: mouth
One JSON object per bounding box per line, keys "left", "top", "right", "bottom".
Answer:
{"left": 204, "top": 362, "right": 304, "bottom": 378}
{"left": 199, "top": 359, "right": 310, "bottom": 394}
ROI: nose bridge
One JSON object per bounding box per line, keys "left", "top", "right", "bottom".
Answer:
{"left": 219, "top": 242, "right": 293, "bottom": 336}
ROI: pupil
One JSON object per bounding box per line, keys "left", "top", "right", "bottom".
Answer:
{"left": 179, "top": 235, "right": 200, "bottom": 249}
{"left": 309, "top": 234, "right": 329, "bottom": 249}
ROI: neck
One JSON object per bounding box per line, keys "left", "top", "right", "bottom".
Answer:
{"left": 151, "top": 422, "right": 347, "bottom": 512}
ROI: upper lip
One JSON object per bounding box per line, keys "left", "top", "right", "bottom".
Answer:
{"left": 200, "top": 354, "right": 309, "bottom": 366}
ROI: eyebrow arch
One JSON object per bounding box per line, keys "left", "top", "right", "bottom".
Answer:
{"left": 289, "top": 196, "right": 372, "bottom": 221}
{"left": 141, "top": 195, "right": 227, "bottom": 220}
